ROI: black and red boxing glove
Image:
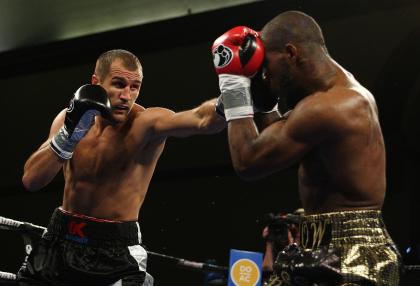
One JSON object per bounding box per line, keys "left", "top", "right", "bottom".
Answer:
{"left": 212, "top": 26, "right": 264, "bottom": 77}
{"left": 212, "top": 26, "right": 265, "bottom": 121}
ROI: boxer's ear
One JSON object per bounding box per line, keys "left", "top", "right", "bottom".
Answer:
{"left": 91, "top": 74, "right": 99, "bottom": 85}
{"left": 285, "top": 43, "right": 298, "bottom": 62}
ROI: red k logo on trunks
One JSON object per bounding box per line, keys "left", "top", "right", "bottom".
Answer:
{"left": 68, "top": 221, "right": 87, "bottom": 237}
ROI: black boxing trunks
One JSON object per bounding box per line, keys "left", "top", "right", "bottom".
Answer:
{"left": 266, "top": 210, "right": 401, "bottom": 286}
{"left": 17, "top": 207, "right": 153, "bottom": 286}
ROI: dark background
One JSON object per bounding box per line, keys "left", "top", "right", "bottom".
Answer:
{"left": 1, "top": 0, "right": 420, "bottom": 285}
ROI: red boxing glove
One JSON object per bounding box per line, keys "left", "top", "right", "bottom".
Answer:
{"left": 212, "top": 26, "right": 265, "bottom": 77}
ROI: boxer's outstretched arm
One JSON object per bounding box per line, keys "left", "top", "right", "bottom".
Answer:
{"left": 150, "top": 98, "right": 226, "bottom": 138}
{"left": 22, "top": 110, "right": 66, "bottom": 191}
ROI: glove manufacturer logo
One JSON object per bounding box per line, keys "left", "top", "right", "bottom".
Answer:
{"left": 65, "top": 221, "right": 88, "bottom": 244}
{"left": 68, "top": 221, "right": 86, "bottom": 237}
{"left": 213, "top": 44, "right": 233, "bottom": 68}
{"left": 67, "top": 99, "right": 74, "bottom": 113}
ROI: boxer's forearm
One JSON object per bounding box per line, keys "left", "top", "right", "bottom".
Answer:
{"left": 227, "top": 118, "right": 260, "bottom": 178}
{"left": 22, "top": 141, "right": 64, "bottom": 191}
{"left": 194, "top": 98, "right": 226, "bottom": 134}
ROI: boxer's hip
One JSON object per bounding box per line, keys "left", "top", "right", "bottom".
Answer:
{"left": 44, "top": 207, "right": 141, "bottom": 247}
{"left": 300, "top": 209, "right": 401, "bottom": 284}
{"left": 270, "top": 210, "right": 401, "bottom": 285}
{"left": 18, "top": 208, "right": 148, "bottom": 285}
{"left": 300, "top": 209, "right": 395, "bottom": 249}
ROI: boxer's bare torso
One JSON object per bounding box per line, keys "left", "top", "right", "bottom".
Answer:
{"left": 60, "top": 104, "right": 166, "bottom": 221}
{"left": 296, "top": 67, "right": 385, "bottom": 214}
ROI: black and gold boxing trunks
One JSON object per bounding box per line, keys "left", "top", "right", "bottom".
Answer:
{"left": 266, "top": 210, "right": 401, "bottom": 286}
{"left": 17, "top": 207, "right": 153, "bottom": 286}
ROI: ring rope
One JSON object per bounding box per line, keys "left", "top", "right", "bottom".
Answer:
{"left": 0, "top": 271, "right": 16, "bottom": 281}
{"left": 405, "top": 265, "right": 420, "bottom": 271}
{"left": 0, "top": 216, "right": 46, "bottom": 234}
{"left": 147, "top": 251, "right": 227, "bottom": 273}
{"left": 0, "top": 216, "right": 21, "bottom": 229}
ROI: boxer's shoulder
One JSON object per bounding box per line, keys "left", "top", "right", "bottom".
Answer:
{"left": 131, "top": 105, "right": 174, "bottom": 124}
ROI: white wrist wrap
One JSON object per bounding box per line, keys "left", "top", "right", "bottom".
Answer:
{"left": 218, "top": 74, "right": 253, "bottom": 121}
{"left": 50, "top": 126, "right": 74, "bottom": 160}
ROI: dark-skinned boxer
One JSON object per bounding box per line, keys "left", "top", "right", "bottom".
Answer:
{"left": 19, "top": 49, "right": 226, "bottom": 286}
{"left": 212, "top": 11, "right": 401, "bottom": 286}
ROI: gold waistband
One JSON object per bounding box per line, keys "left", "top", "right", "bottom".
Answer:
{"left": 299, "top": 209, "right": 392, "bottom": 250}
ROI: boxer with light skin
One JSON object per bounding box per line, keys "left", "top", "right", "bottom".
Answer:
{"left": 19, "top": 49, "right": 225, "bottom": 286}
{"left": 213, "top": 11, "right": 400, "bottom": 286}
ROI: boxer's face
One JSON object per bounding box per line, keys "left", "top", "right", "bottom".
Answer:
{"left": 95, "top": 58, "right": 143, "bottom": 123}
{"left": 263, "top": 50, "right": 293, "bottom": 100}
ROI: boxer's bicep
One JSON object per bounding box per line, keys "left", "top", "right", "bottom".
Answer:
{"left": 287, "top": 97, "right": 340, "bottom": 145}
{"left": 232, "top": 119, "right": 309, "bottom": 179}
{"left": 271, "top": 98, "right": 340, "bottom": 161}
{"left": 35, "top": 109, "right": 67, "bottom": 150}
{"left": 232, "top": 101, "right": 333, "bottom": 179}
{"left": 48, "top": 109, "right": 67, "bottom": 139}
{"left": 148, "top": 107, "right": 189, "bottom": 138}
{"left": 150, "top": 99, "right": 225, "bottom": 139}
{"left": 23, "top": 109, "right": 67, "bottom": 191}
{"left": 223, "top": 113, "right": 300, "bottom": 179}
